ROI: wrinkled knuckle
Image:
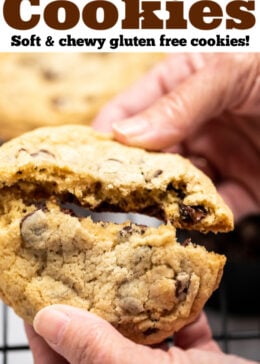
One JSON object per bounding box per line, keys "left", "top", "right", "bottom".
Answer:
{"left": 229, "top": 54, "right": 260, "bottom": 110}
{"left": 207, "top": 53, "right": 259, "bottom": 111}
{"left": 162, "top": 92, "right": 190, "bottom": 129}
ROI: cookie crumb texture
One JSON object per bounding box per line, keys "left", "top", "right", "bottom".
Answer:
{"left": 0, "top": 202, "right": 225, "bottom": 345}
{"left": 0, "top": 125, "right": 231, "bottom": 344}
{"left": 0, "top": 53, "right": 163, "bottom": 139}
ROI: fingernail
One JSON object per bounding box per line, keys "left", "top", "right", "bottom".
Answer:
{"left": 113, "top": 118, "right": 150, "bottom": 137}
{"left": 33, "top": 306, "right": 70, "bottom": 345}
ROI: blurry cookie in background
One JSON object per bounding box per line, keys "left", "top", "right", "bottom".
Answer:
{"left": 0, "top": 53, "right": 164, "bottom": 140}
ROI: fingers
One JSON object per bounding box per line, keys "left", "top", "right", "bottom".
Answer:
{"left": 111, "top": 60, "right": 230, "bottom": 150}
{"left": 112, "top": 54, "right": 258, "bottom": 150}
{"left": 32, "top": 305, "right": 255, "bottom": 364}
{"left": 174, "top": 313, "right": 221, "bottom": 352}
{"left": 24, "top": 323, "right": 67, "bottom": 364}
{"left": 93, "top": 54, "right": 206, "bottom": 132}
{"left": 217, "top": 181, "right": 260, "bottom": 221}
{"left": 33, "top": 305, "right": 168, "bottom": 364}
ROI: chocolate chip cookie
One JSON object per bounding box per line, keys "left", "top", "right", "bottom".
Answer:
{"left": 0, "top": 125, "right": 232, "bottom": 344}
{"left": 0, "top": 53, "right": 163, "bottom": 139}
{"left": 0, "top": 125, "right": 233, "bottom": 232}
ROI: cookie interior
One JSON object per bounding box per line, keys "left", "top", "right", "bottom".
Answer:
{"left": 0, "top": 190, "right": 225, "bottom": 344}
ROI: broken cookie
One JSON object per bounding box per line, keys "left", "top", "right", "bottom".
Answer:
{"left": 0, "top": 125, "right": 232, "bottom": 344}
{"left": 0, "top": 125, "right": 233, "bottom": 232}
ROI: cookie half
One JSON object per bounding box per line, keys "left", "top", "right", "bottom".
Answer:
{"left": 0, "top": 197, "right": 225, "bottom": 344}
{"left": 0, "top": 125, "right": 233, "bottom": 233}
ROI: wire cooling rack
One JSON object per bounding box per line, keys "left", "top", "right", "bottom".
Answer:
{"left": 207, "top": 281, "right": 260, "bottom": 359}
{"left": 1, "top": 305, "right": 31, "bottom": 364}
{"left": 1, "top": 288, "right": 259, "bottom": 363}
{"left": 1, "top": 215, "right": 260, "bottom": 363}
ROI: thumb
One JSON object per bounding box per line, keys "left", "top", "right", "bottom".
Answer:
{"left": 112, "top": 54, "right": 255, "bottom": 150}
{"left": 33, "top": 304, "right": 166, "bottom": 364}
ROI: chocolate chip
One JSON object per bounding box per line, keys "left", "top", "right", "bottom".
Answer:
{"left": 143, "top": 328, "right": 159, "bottom": 336}
{"left": 179, "top": 203, "right": 207, "bottom": 224}
{"left": 94, "top": 181, "right": 102, "bottom": 194}
{"left": 42, "top": 68, "right": 61, "bottom": 81}
{"left": 20, "top": 210, "right": 49, "bottom": 249}
{"left": 119, "top": 225, "right": 133, "bottom": 238}
{"left": 176, "top": 272, "right": 190, "bottom": 301}
{"left": 119, "top": 224, "right": 148, "bottom": 239}
{"left": 51, "top": 96, "right": 68, "bottom": 110}
{"left": 143, "top": 169, "right": 163, "bottom": 183}
{"left": 166, "top": 184, "right": 185, "bottom": 199}
{"left": 30, "top": 149, "right": 56, "bottom": 159}
{"left": 136, "top": 224, "right": 148, "bottom": 235}
{"left": 152, "top": 170, "right": 163, "bottom": 178}
{"left": 122, "top": 225, "right": 133, "bottom": 233}
{"left": 15, "top": 148, "right": 28, "bottom": 158}
{"left": 106, "top": 158, "right": 123, "bottom": 163}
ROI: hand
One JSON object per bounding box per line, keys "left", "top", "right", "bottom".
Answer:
{"left": 94, "top": 53, "right": 260, "bottom": 221}
{"left": 25, "top": 305, "right": 255, "bottom": 364}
